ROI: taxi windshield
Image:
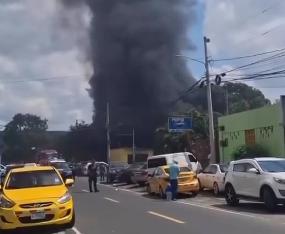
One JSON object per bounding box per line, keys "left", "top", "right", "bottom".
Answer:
{"left": 6, "top": 170, "right": 62, "bottom": 189}
{"left": 50, "top": 162, "right": 70, "bottom": 170}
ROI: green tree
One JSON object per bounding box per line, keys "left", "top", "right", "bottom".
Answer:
{"left": 63, "top": 121, "right": 96, "bottom": 162}
{"left": 3, "top": 113, "right": 48, "bottom": 163}
{"left": 185, "top": 82, "right": 270, "bottom": 115}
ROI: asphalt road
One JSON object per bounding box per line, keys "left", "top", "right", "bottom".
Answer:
{"left": 13, "top": 177, "right": 285, "bottom": 234}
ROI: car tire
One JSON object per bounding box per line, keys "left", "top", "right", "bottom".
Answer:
{"left": 190, "top": 191, "right": 198, "bottom": 197}
{"left": 146, "top": 184, "right": 152, "bottom": 195}
{"left": 263, "top": 187, "right": 277, "bottom": 211}
{"left": 225, "top": 184, "right": 239, "bottom": 206}
{"left": 138, "top": 182, "right": 145, "bottom": 187}
{"left": 159, "top": 187, "right": 166, "bottom": 199}
{"left": 213, "top": 182, "right": 219, "bottom": 196}
{"left": 198, "top": 179, "right": 204, "bottom": 191}
{"left": 63, "top": 210, "right": 75, "bottom": 229}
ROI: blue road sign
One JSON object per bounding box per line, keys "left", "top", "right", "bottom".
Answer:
{"left": 168, "top": 117, "right": 192, "bottom": 133}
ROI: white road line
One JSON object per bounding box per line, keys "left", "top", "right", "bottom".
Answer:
{"left": 99, "top": 183, "right": 142, "bottom": 195}
{"left": 177, "top": 201, "right": 257, "bottom": 219}
{"left": 81, "top": 189, "right": 89, "bottom": 193}
{"left": 104, "top": 197, "right": 120, "bottom": 203}
{"left": 72, "top": 227, "right": 83, "bottom": 234}
{"left": 148, "top": 211, "right": 185, "bottom": 224}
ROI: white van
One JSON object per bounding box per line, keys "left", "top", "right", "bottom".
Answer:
{"left": 147, "top": 152, "right": 201, "bottom": 175}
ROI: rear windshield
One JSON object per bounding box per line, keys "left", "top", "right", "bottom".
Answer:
{"left": 148, "top": 158, "right": 167, "bottom": 168}
{"left": 188, "top": 154, "right": 197, "bottom": 162}
{"left": 164, "top": 167, "right": 191, "bottom": 174}
{"left": 6, "top": 170, "right": 62, "bottom": 189}
{"left": 220, "top": 164, "right": 228, "bottom": 173}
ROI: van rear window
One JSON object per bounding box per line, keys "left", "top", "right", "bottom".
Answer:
{"left": 188, "top": 154, "right": 197, "bottom": 162}
{"left": 148, "top": 158, "right": 167, "bottom": 168}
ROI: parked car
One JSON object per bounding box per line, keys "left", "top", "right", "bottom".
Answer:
{"left": 198, "top": 164, "right": 228, "bottom": 196}
{"left": 224, "top": 157, "right": 285, "bottom": 211}
{"left": 49, "top": 159, "right": 73, "bottom": 181}
{"left": 108, "top": 164, "right": 128, "bottom": 183}
{"left": 81, "top": 162, "right": 92, "bottom": 176}
{"left": 0, "top": 164, "right": 6, "bottom": 182}
{"left": 118, "top": 163, "right": 146, "bottom": 184}
{"left": 146, "top": 166, "right": 199, "bottom": 198}
{"left": 147, "top": 152, "right": 202, "bottom": 176}
{"left": 131, "top": 164, "right": 148, "bottom": 186}
{"left": 0, "top": 164, "right": 6, "bottom": 176}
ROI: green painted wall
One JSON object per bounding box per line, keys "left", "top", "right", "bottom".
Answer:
{"left": 218, "top": 103, "right": 285, "bottom": 162}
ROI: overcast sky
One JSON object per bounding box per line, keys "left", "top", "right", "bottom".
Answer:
{"left": 0, "top": 0, "right": 284, "bottom": 130}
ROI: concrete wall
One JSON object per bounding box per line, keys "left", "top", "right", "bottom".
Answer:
{"left": 218, "top": 102, "right": 285, "bottom": 162}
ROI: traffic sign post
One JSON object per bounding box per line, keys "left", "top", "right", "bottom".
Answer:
{"left": 168, "top": 117, "right": 192, "bottom": 133}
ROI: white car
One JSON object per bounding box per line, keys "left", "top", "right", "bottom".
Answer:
{"left": 224, "top": 157, "right": 285, "bottom": 211}
{"left": 147, "top": 152, "right": 202, "bottom": 175}
{"left": 198, "top": 164, "right": 228, "bottom": 196}
{"left": 0, "top": 164, "right": 6, "bottom": 176}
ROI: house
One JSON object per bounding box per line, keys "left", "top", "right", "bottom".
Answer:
{"left": 218, "top": 96, "right": 285, "bottom": 162}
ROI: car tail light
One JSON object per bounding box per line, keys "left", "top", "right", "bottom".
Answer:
{"left": 142, "top": 171, "right": 148, "bottom": 176}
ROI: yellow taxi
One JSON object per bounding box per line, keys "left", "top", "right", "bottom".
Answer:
{"left": 146, "top": 166, "right": 199, "bottom": 198}
{"left": 0, "top": 165, "right": 75, "bottom": 231}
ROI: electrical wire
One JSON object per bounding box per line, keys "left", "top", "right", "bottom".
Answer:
{"left": 0, "top": 74, "right": 88, "bottom": 84}
{"left": 212, "top": 47, "right": 285, "bottom": 62}
{"left": 217, "top": 51, "right": 285, "bottom": 75}
{"left": 169, "top": 78, "right": 204, "bottom": 107}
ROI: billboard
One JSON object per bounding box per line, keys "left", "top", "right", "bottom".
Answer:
{"left": 168, "top": 117, "right": 192, "bottom": 133}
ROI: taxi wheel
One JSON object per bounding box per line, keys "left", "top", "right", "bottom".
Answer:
{"left": 213, "top": 182, "right": 220, "bottom": 196}
{"left": 146, "top": 184, "right": 153, "bottom": 195}
{"left": 63, "top": 210, "right": 75, "bottom": 229}
{"left": 198, "top": 179, "right": 204, "bottom": 191}
{"left": 159, "top": 187, "right": 166, "bottom": 199}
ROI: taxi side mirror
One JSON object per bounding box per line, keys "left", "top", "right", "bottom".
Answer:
{"left": 65, "top": 178, "right": 74, "bottom": 187}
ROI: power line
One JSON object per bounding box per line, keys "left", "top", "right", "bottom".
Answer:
{"left": 212, "top": 47, "right": 285, "bottom": 62}
{"left": 217, "top": 51, "right": 285, "bottom": 75}
{"left": 0, "top": 74, "right": 88, "bottom": 84}
{"left": 169, "top": 78, "right": 204, "bottom": 107}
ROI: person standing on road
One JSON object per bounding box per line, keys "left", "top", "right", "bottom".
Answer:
{"left": 100, "top": 165, "right": 105, "bottom": 182}
{"left": 88, "top": 160, "right": 99, "bottom": 192}
{"left": 169, "top": 161, "right": 180, "bottom": 201}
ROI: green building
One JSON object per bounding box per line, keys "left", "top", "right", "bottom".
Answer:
{"left": 218, "top": 96, "right": 285, "bottom": 162}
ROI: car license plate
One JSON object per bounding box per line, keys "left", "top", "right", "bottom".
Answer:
{"left": 31, "top": 212, "right": 46, "bottom": 220}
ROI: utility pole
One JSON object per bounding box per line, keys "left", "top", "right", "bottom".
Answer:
{"left": 204, "top": 36, "right": 216, "bottom": 163}
{"left": 225, "top": 86, "right": 229, "bottom": 115}
{"left": 106, "top": 102, "right": 111, "bottom": 165}
{"left": 132, "top": 128, "right": 136, "bottom": 163}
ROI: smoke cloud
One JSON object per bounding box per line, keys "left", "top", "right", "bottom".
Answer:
{"left": 60, "top": 0, "right": 197, "bottom": 147}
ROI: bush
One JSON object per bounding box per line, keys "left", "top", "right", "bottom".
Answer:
{"left": 232, "top": 144, "right": 269, "bottom": 160}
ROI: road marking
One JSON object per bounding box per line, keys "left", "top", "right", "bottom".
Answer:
{"left": 104, "top": 197, "right": 120, "bottom": 203}
{"left": 147, "top": 211, "right": 185, "bottom": 224}
{"left": 81, "top": 189, "right": 89, "bottom": 193}
{"left": 177, "top": 201, "right": 257, "bottom": 219}
{"left": 72, "top": 227, "right": 83, "bottom": 234}
{"left": 100, "top": 183, "right": 142, "bottom": 195}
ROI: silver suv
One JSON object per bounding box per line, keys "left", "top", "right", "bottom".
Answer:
{"left": 224, "top": 158, "right": 285, "bottom": 210}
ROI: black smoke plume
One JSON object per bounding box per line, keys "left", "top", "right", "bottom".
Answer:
{"left": 60, "top": 0, "right": 197, "bottom": 150}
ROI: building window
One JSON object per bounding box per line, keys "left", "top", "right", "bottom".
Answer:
{"left": 245, "top": 129, "right": 256, "bottom": 145}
